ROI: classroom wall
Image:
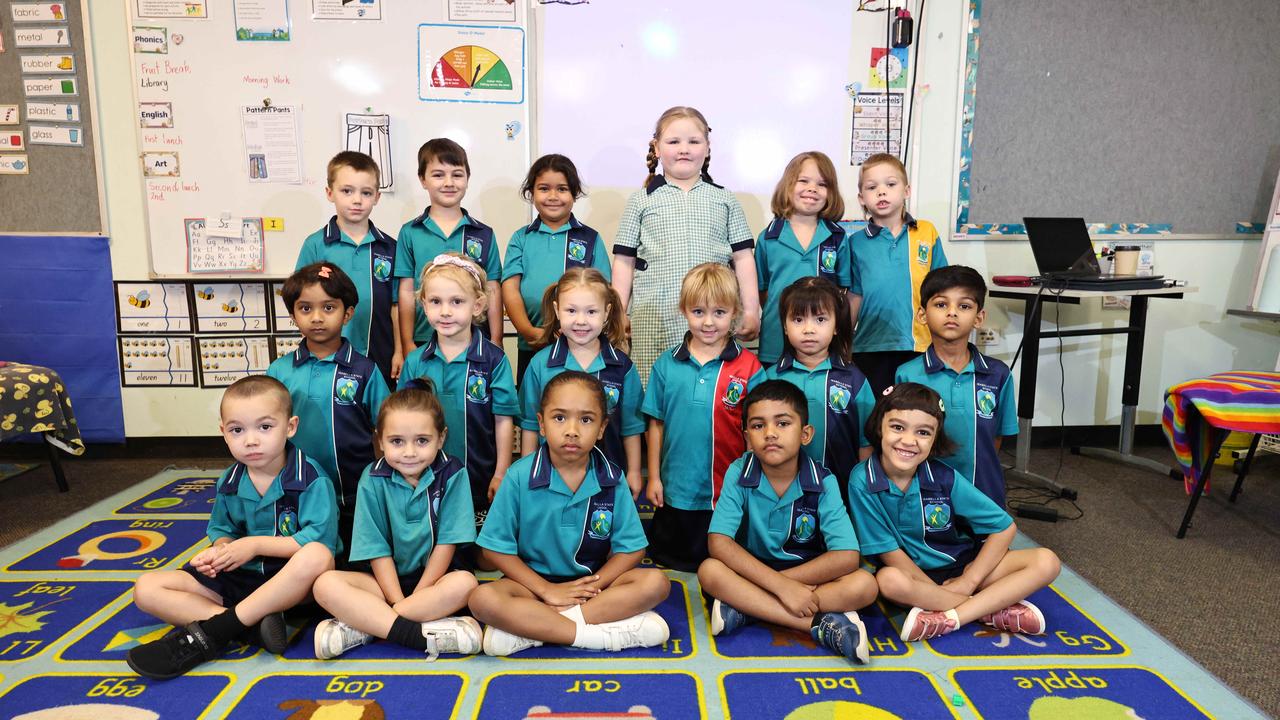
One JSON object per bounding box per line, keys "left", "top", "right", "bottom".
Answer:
{"left": 90, "top": 1, "right": 1277, "bottom": 438}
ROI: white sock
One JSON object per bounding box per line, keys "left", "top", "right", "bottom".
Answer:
{"left": 944, "top": 609, "right": 961, "bottom": 627}
{"left": 559, "top": 605, "right": 586, "bottom": 626}
{"left": 571, "top": 622, "right": 608, "bottom": 650}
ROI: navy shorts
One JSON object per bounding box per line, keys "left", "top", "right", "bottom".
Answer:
{"left": 647, "top": 505, "right": 713, "bottom": 573}
{"left": 921, "top": 546, "right": 980, "bottom": 586}
{"left": 184, "top": 565, "right": 271, "bottom": 606}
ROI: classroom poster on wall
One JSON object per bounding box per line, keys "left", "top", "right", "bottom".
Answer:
{"left": 851, "top": 91, "right": 903, "bottom": 165}
{"left": 312, "top": 0, "right": 381, "bottom": 21}
{"left": 135, "top": 0, "right": 209, "bottom": 19}
{"left": 197, "top": 336, "right": 272, "bottom": 387}
{"left": 869, "top": 46, "right": 908, "bottom": 89}
{"left": 269, "top": 281, "right": 297, "bottom": 331}
{"left": 418, "top": 24, "right": 524, "bottom": 104}
{"left": 191, "top": 282, "right": 270, "bottom": 332}
{"left": 233, "top": 0, "right": 290, "bottom": 41}
{"left": 186, "top": 218, "right": 265, "bottom": 273}
{"left": 448, "top": 0, "right": 517, "bottom": 23}
{"left": 241, "top": 104, "right": 301, "bottom": 183}
{"left": 119, "top": 336, "right": 197, "bottom": 386}
{"left": 344, "top": 112, "right": 391, "bottom": 189}
{"left": 115, "top": 282, "right": 193, "bottom": 332}
{"left": 9, "top": 3, "right": 68, "bottom": 23}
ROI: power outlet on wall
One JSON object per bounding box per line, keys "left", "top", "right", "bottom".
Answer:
{"left": 975, "top": 328, "right": 1000, "bottom": 347}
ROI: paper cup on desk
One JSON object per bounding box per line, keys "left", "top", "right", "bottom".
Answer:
{"left": 1113, "top": 245, "right": 1140, "bottom": 275}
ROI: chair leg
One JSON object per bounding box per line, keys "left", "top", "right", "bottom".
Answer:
{"left": 43, "top": 435, "right": 70, "bottom": 493}
{"left": 1177, "top": 455, "right": 1215, "bottom": 538}
{"left": 1228, "top": 434, "right": 1262, "bottom": 503}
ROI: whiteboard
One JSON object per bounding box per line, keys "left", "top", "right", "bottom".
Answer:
{"left": 126, "top": 1, "right": 532, "bottom": 277}
{"left": 538, "top": 0, "right": 921, "bottom": 199}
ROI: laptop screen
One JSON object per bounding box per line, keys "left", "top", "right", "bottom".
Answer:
{"left": 1023, "top": 217, "right": 1102, "bottom": 275}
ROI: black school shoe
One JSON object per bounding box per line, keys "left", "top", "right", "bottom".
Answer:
{"left": 254, "top": 611, "right": 289, "bottom": 654}
{"left": 126, "top": 622, "right": 222, "bottom": 680}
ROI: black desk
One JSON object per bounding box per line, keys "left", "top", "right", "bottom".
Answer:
{"left": 991, "top": 284, "right": 1193, "bottom": 491}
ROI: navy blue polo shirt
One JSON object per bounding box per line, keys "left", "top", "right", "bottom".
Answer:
{"left": 708, "top": 452, "right": 858, "bottom": 564}
{"left": 895, "top": 345, "right": 1018, "bottom": 507}
{"left": 477, "top": 446, "right": 647, "bottom": 577}
{"left": 766, "top": 352, "right": 876, "bottom": 486}
{"left": 518, "top": 337, "right": 645, "bottom": 468}
{"left": 847, "top": 456, "right": 1011, "bottom": 571}
{"left": 349, "top": 454, "right": 476, "bottom": 575}
{"left": 207, "top": 443, "right": 339, "bottom": 573}
{"left": 754, "top": 216, "right": 852, "bottom": 364}
{"left": 296, "top": 216, "right": 398, "bottom": 384}
{"left": 266, "top": 341, "right": 389, "bottom": 513}
{"left": 397, "top": 330, "right": 518, "bottom": 499}
{"left": 502, "top": 215, "right": 612, "bottom": 352}
{"left": 393, "top": 207, "right": 501, "bottom": 343}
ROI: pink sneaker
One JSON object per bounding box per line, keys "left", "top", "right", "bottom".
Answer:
{"left": 899, "top": 607, "right": 958, "bottom": 642}
{"left": 980, "top": 600, "right": 1046, "bottom": 635}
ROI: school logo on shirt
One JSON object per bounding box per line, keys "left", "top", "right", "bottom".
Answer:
{"left": 602, "top": 381, "right": 621, "bottom": 412}
{"left": 587, "top": 508, "right": 613, "bottom": 540}
{"left": 792, "top": 511, "right": 817, "bottom": 543}
{"left": 465, "top": 237, "right": 483, "bottom": 260}
{"left": 567, "top": 239, "right": 587, "bottom": 263}
{"left": 334, "top": 373, "right": 361, "bottom": 406}
{"left": 976, "top": 384, "right": 998, "bottom": 420}
{"left": 723, "top": 376, "right": 747, "bottom": 408}
{"left": 277, "top": 509, "right": 299, "bottom": 537}
{"left": 466, "top": 372, "right": 489, "bottom": 403}
{"left": 828, "top": 381, "right": 852, "bottom": 414}
{"left": 373, "top": 254, "right": 393, "bottom": 282}
{"left": 820, "top": 247, "right": 837, "bottom": 273}
{"left": 916, "top": 243, "right": 930, "bottom": 265}
{"left": 923, "top": 500, "right": 952, "bottom": 532}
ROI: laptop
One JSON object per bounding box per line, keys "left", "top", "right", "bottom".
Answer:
{"left": 1023, "top": 217, "right": 1163, "bottom": 287}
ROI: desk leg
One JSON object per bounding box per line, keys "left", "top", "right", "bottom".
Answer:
{"left": 1228, "top": 433, "right": 1261, "bottom": 502}
{"left": 1074, "top": 295, "right": 1173, "bottom": 476}
{"left": 43, "top": 434, "right": 70, "bottom": 493}
{"left": 1006, "top": 293, "right": 1074, "bottom": 497}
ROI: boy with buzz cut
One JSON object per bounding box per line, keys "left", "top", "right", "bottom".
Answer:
{"left": 394, "top": 138, "right": 503, "bottom": 352}
{"left": 128, "top": 375, "right": 338, "bottom": 679}
{"left": 698, "top": 380, "right": 879, "bottom": 665}
{"left": 296, "top": 150, "right": 401, "bottom": 386}
{"left": 895, "top": 265, "right": 1017, "bottom": 507}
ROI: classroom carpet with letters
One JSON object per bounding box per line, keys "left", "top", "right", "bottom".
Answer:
{"left": 0, "top": 468, "right": 1266, "bottom": 719}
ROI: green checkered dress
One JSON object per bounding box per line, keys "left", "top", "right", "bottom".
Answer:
{"left": 613, "top": 176, "right": 755, "bottom": 383}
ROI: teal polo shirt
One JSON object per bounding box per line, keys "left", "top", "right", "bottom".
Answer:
{"left": 207, "top": 444, "right": 339, "bottom": 573}
{"left": 847, "top": 456, "right": 1011, "bottom": 570}
{"left": 393, "top": 207, "right": 502, "bottom": 343}
{"left": 754, "top": 217, "right": 852, "bottom": 364}
{"left": 847, "top": 215, "right": 948, "bottom": 353}
{"left": 765, "top": 354, "right": 876, "bottom": 485}
{"left": 519, "top": 339, "right": 645, "bottom": 437}
{"left": 477, "top": 446, "right": 647, "bottom": 578}
{"left": 642, "top": 338, "right": 766, "bottom": 511}
{"left": 296, "top": 216, "right": 398, "bottom": 383}
{"left": 349, "top": 455, "right": 476, "bottom": 575}
{"left": 396, "top": 330, "right": 518, "bottom": 484}
{"left": 266, "top": 340, "right": 390, "bottom": 510}
{"left": 895, "top": 345, "right": 1018, "bottom": 506}
{"left": 501, "top": 215, "right": 611, "bottom": 352}
{"left": 708, "top": 453, "right": 858, "bottom": 564}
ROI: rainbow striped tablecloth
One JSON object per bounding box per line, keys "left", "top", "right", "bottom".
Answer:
{"left": 1162, "top": 371, "right": 1280, "bottom": 492}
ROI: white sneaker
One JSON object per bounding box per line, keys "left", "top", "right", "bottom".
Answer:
{"left": 597, "top": 611, "right": 670, "bottom": 652}
{"left": 313, "top": 619, "right": 374, "bottom": 659}
{"left": 482, "top": 624, "right": 543, "bottom": 656}
{"left": 420, "top": 616, "right": 483, "bottom": 660}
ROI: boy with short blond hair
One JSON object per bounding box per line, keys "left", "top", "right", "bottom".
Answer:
{"left": 128, "top": 375, "right": 338, "bottom": 679}
{"left": 297, "top": 150, "right": 401, "bottom": 384}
